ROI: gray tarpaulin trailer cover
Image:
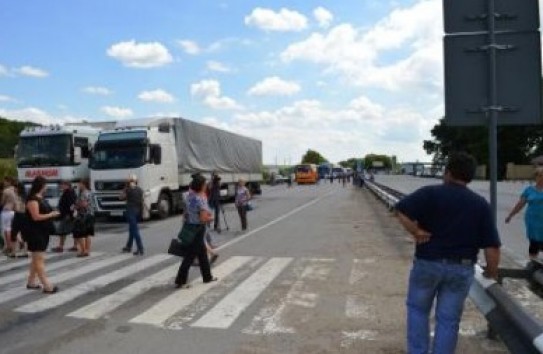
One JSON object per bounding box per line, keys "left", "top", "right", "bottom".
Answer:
{"left": 172, "top": 117, "right": 262, "bottom": 174}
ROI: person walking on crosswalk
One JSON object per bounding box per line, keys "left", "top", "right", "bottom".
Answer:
{"left": 175, "top": 174, "right": 217, "bottom": 289}
{"left": 120, "top": 174, "right": 145, "bottom": 256}
{"left": 73, "top": 179, "right": 95, "bottom": 257}
{"left": 24, "top": 176, "right": 60, "bottom": 293}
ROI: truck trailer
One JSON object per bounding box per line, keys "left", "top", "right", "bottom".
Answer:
{"left": 90, "top": 117, "right": 263, "bottom": 219}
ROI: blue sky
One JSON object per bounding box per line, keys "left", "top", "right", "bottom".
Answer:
{"left": 1, "top": 0, "right": 456, "bottom": 164}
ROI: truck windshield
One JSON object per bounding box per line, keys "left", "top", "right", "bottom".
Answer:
{"left": 16, "top": 134, "right": 71, "bottom": 167}
{"left": 91, "top": 145, "right": 146, "bottom": 170}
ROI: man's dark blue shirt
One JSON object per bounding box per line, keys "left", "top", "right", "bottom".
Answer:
{"left": 395, "top": 183, "right": 501, "bottom": 262}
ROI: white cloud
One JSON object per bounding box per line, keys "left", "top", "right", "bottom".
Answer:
{"left": 178, "top": 40, "right": 201, "bottom": 55}
{"left": 0, "top": 65, "right": 9, "bottom": 77}
{"left": 0, "top": 107, "right": 85, "bottom": 125}
{"left": 107, "top": 40, "right": 173, "bottom": 68}
{"left": 281, "top": 0, "right": 442, "bottom": 92}
{"left": 313, "top": 7, "right": 333, "bottom": 28}
{"left": 101, "top": 106, "right": 133, "bottom": 118}
{"left": 245, "top": 7, "right": 308, "bottom": 32}
{"left": 82, "top": 86, "right": 113, "bottom": 95}
{"left": 190, "top": 79, "right": 243, "bottom": 110}
{"left": 231, "top": 96, "right": 429, "bottom": 163}
{"left": 0, "top": 95, "right": 16, "bottom": 102}
{"left": 247, "top": 76, "right": 301, "bottom": 96}
{"left": 138, "top": 89, "right": 175, "bottom": 103}
{"left": 16, "top": 66, "right": 49, "bottom": 78}
{"left": 206, "top": 60, "right": 232, "bottom": 73}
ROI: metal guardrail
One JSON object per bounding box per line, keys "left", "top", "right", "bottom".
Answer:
{"left": 364, "top": 179, "right": 543, "bottom": 354}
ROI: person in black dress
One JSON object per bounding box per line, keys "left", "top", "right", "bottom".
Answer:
{"left": 25, "top": 176, "right": 60, "bottom": 293}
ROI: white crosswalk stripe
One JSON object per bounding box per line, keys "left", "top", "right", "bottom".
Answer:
{"left": 0, "top": 254, "right": 132, "bottom": 305}
{"left": 191, "top": 257, "right": 292, "bottom": 329}
{"left": 0, "top": 253, "right": 64, "bottom": 273}
{"left": 16, "top": 254, "right": 172, "bottom": 313}
{"left": 130, "top": 256, "right": 254, "bottom": 327}
{"left": 0, "top": 254, "right": 375, "bottom": 337}
{"left": 0, "top": 253, "right": 104, "bottom": 287}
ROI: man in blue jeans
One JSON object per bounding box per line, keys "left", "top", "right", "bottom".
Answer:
{"left": 120, "top": 174, "right": 144, "bottom": 256}
{"left": 395, "top": 152, "right": 501, "bottom": 354}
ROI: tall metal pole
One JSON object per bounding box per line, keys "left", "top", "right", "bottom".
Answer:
{"left": 488, "top": 0, "right": 498, "bottom": 225}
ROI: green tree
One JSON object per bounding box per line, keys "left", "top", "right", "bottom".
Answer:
{"left": 301, "top": 149, "right": 328, "bottom": 165}
{"left": 338, "top": 158, "right": 361, "bottom": 169}
{"left": 0, "top": 117, "right": 37, "bottom": 158}
{"left": 364, "top": 154, "right": 392, "bottom": 170}
{"left": 423, "top": 117, "right": 543, "bottom": 179}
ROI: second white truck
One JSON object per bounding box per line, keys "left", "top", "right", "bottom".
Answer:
{"left": 90, "top": 117, "right": 263, "bottom": 219}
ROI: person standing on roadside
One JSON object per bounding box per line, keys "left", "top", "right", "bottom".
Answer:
{"left": 9, "top": 181, "right": 28, "bottom": 257}
{"left": 175, "top": 174, "right": 217, "bottom": 288}
{"left": 208, "top": 172, "right": 222, "bottom": 233}
{"left": 24, "top": 176, "right": 60, "bottom": 293}
{"left": 52, "top": 181, "right": 77, "bottom": 253}
{"left": 505, "top": 167, "right": 543, "bottom": 260}
{"left": 1, "top": 177, "right": 17, "bottom": 256}
{"left": 395, "top": 152, "right": 501, "bottom": 354}
{"left": 235, "top": 179, "right": 251, "bottom": 231}
{"left": 120, "top": 174, "right": 144, "bottom": 256}
{"left": 72, "top": 179, "right": 95, "bottom": 257}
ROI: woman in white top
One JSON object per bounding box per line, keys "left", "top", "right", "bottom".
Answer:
{"left": 1, "top": 176, "right": 18, "bottom": 256}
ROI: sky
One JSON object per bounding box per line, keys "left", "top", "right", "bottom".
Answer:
{"left": 0, "top": 0, "right": 479, "bottom": 164}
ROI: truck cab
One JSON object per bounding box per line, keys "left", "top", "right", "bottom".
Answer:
{"left": 16, "top": 125, "right": 100, "bottom": 207}
{"left": 90, "top": 121, "right": 179, "bottom": 219}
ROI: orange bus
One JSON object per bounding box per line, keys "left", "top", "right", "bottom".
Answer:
{"left": 295, "top": 164, "right": 318, "bottom": 184}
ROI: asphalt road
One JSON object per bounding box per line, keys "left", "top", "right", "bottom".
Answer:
{"left": 0, "top": 182, "right": 506, "bottom": 354}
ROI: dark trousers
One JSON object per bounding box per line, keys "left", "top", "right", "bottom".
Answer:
{"left": 212, "top": 205, "right": 221, "bottom": 230}
{"left": 529, "top": 240, "right": 543, "bottom": 256}
{"left": 125, "top": 209, "right": 144, "bottom": 252}
{"left": 175, "top": 234, "right": 212, "bottom": 285}
{"left": 237, "top": 206, "right": 247, "bottom": 230}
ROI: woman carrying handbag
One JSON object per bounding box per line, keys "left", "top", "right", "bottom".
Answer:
{"left": 174, "top": 174, "right": 217, "bottom": 289}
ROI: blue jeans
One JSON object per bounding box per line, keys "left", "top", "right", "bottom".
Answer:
{"left": 406, "top": 259, "right": 474, "bottom": 354}
{"left": 125, "top": 209, "right": 143, "bottom": 252}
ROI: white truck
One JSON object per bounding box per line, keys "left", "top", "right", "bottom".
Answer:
{"left": 15, "top": 124, "right": 104, "bottom": 207}
{"left": 90, "top": 117, "right": 263, "bottom": 219}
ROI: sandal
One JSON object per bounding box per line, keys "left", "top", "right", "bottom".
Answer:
{"left": 51, "top": 247, "right": 64, "bottom": 253}
{"left": 43, "top": 286, "right": 59, "bottom": 294}
{"left": 68, "top": 246, "right": 78, "bottom": 252}
{"left": 26, "top": 284, "right": 41, "bottom": 290}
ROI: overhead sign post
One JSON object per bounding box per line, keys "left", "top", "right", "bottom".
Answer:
{"left": 443, "top": 0, "right": 542, "bottom": 224}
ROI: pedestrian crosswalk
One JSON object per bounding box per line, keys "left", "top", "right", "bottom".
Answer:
{"left": 0, "top": 252, "right": 385, "bottom": 342}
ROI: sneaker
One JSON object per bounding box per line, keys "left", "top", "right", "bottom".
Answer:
{"left": 133, "top": 250, "right": 144, "bottom": 256}
{"left": 121, "top": 247, "right": 131, "bottom": 253}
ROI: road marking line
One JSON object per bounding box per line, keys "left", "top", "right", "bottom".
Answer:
{"left": 191, "top": 257, "right": 292, "bottom": 329}
{"left": 16, "top": 254, "right": 171, "bottom": 313}
{"left": 0, "top": 253, "right": 65, "bottom": 273}
{"left": 348, "top": 259, "right": 370, "bottom": 285}
{"left": 345, "top": 295, "right": 372, "bottom": 319}
{"left": 215, "top": 191, "right": 333, "bottom": 252}
{"left": 0, "top": 254, "right": 132, "bottom": 305}
{"left": 243, "top": 258, "right": 333, "bottom": 335}
{"left": 0, "top": 253, "right": 104, "bottom": 287}
{"left": 67, "top": 263, "right": 179, "bottom": 320}
{"left": 129, "top": 256, "right": 254, "bottom": 327}
{"left": 340, "top": 330, "right": 378, "bottom": 348}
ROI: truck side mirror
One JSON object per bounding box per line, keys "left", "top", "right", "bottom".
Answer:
{"left": 150, "top": 144, "right": 162, "bottom": 165}
{"left": 74, "top": 146, "right": 82, "bottom": 164}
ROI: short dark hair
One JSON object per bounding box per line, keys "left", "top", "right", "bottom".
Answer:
{"left": 445, "top": 152, "right": 477, "bottom": 183}
{"left": 189, "top": 174, "right": 207, "bottom": 192}
{"left": 29, "top": 176, "right": 47, "bottom": 197}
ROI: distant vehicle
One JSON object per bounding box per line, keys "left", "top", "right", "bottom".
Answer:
{"left": 332, "top": 167, "right": 345, "bottom": 178}
{"left": 317, "top": 163, "right": 333, "bottom": 179}
{"left": 272, "top": 174, "right": 288, "bottom": 184}
{"left": 90, "top": 117, "right": 263, "bottom": 219}
{"left": 16, "top": 124, "right": 102, "bottom": 208}
{"left": 295, "top": 164, "right": 318, "bottom": 184}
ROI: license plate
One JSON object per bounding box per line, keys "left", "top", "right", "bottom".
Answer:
{"left": 110, "top": 211, "right": 124, "bottom": 217}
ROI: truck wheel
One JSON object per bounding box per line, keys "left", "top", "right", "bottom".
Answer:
{"left": 157, "top": 193, "right": 171, "bottom": 219}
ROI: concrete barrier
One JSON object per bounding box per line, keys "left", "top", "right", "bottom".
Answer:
{"left": 364, "top": 179, "right": 543, "bottom": 354}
